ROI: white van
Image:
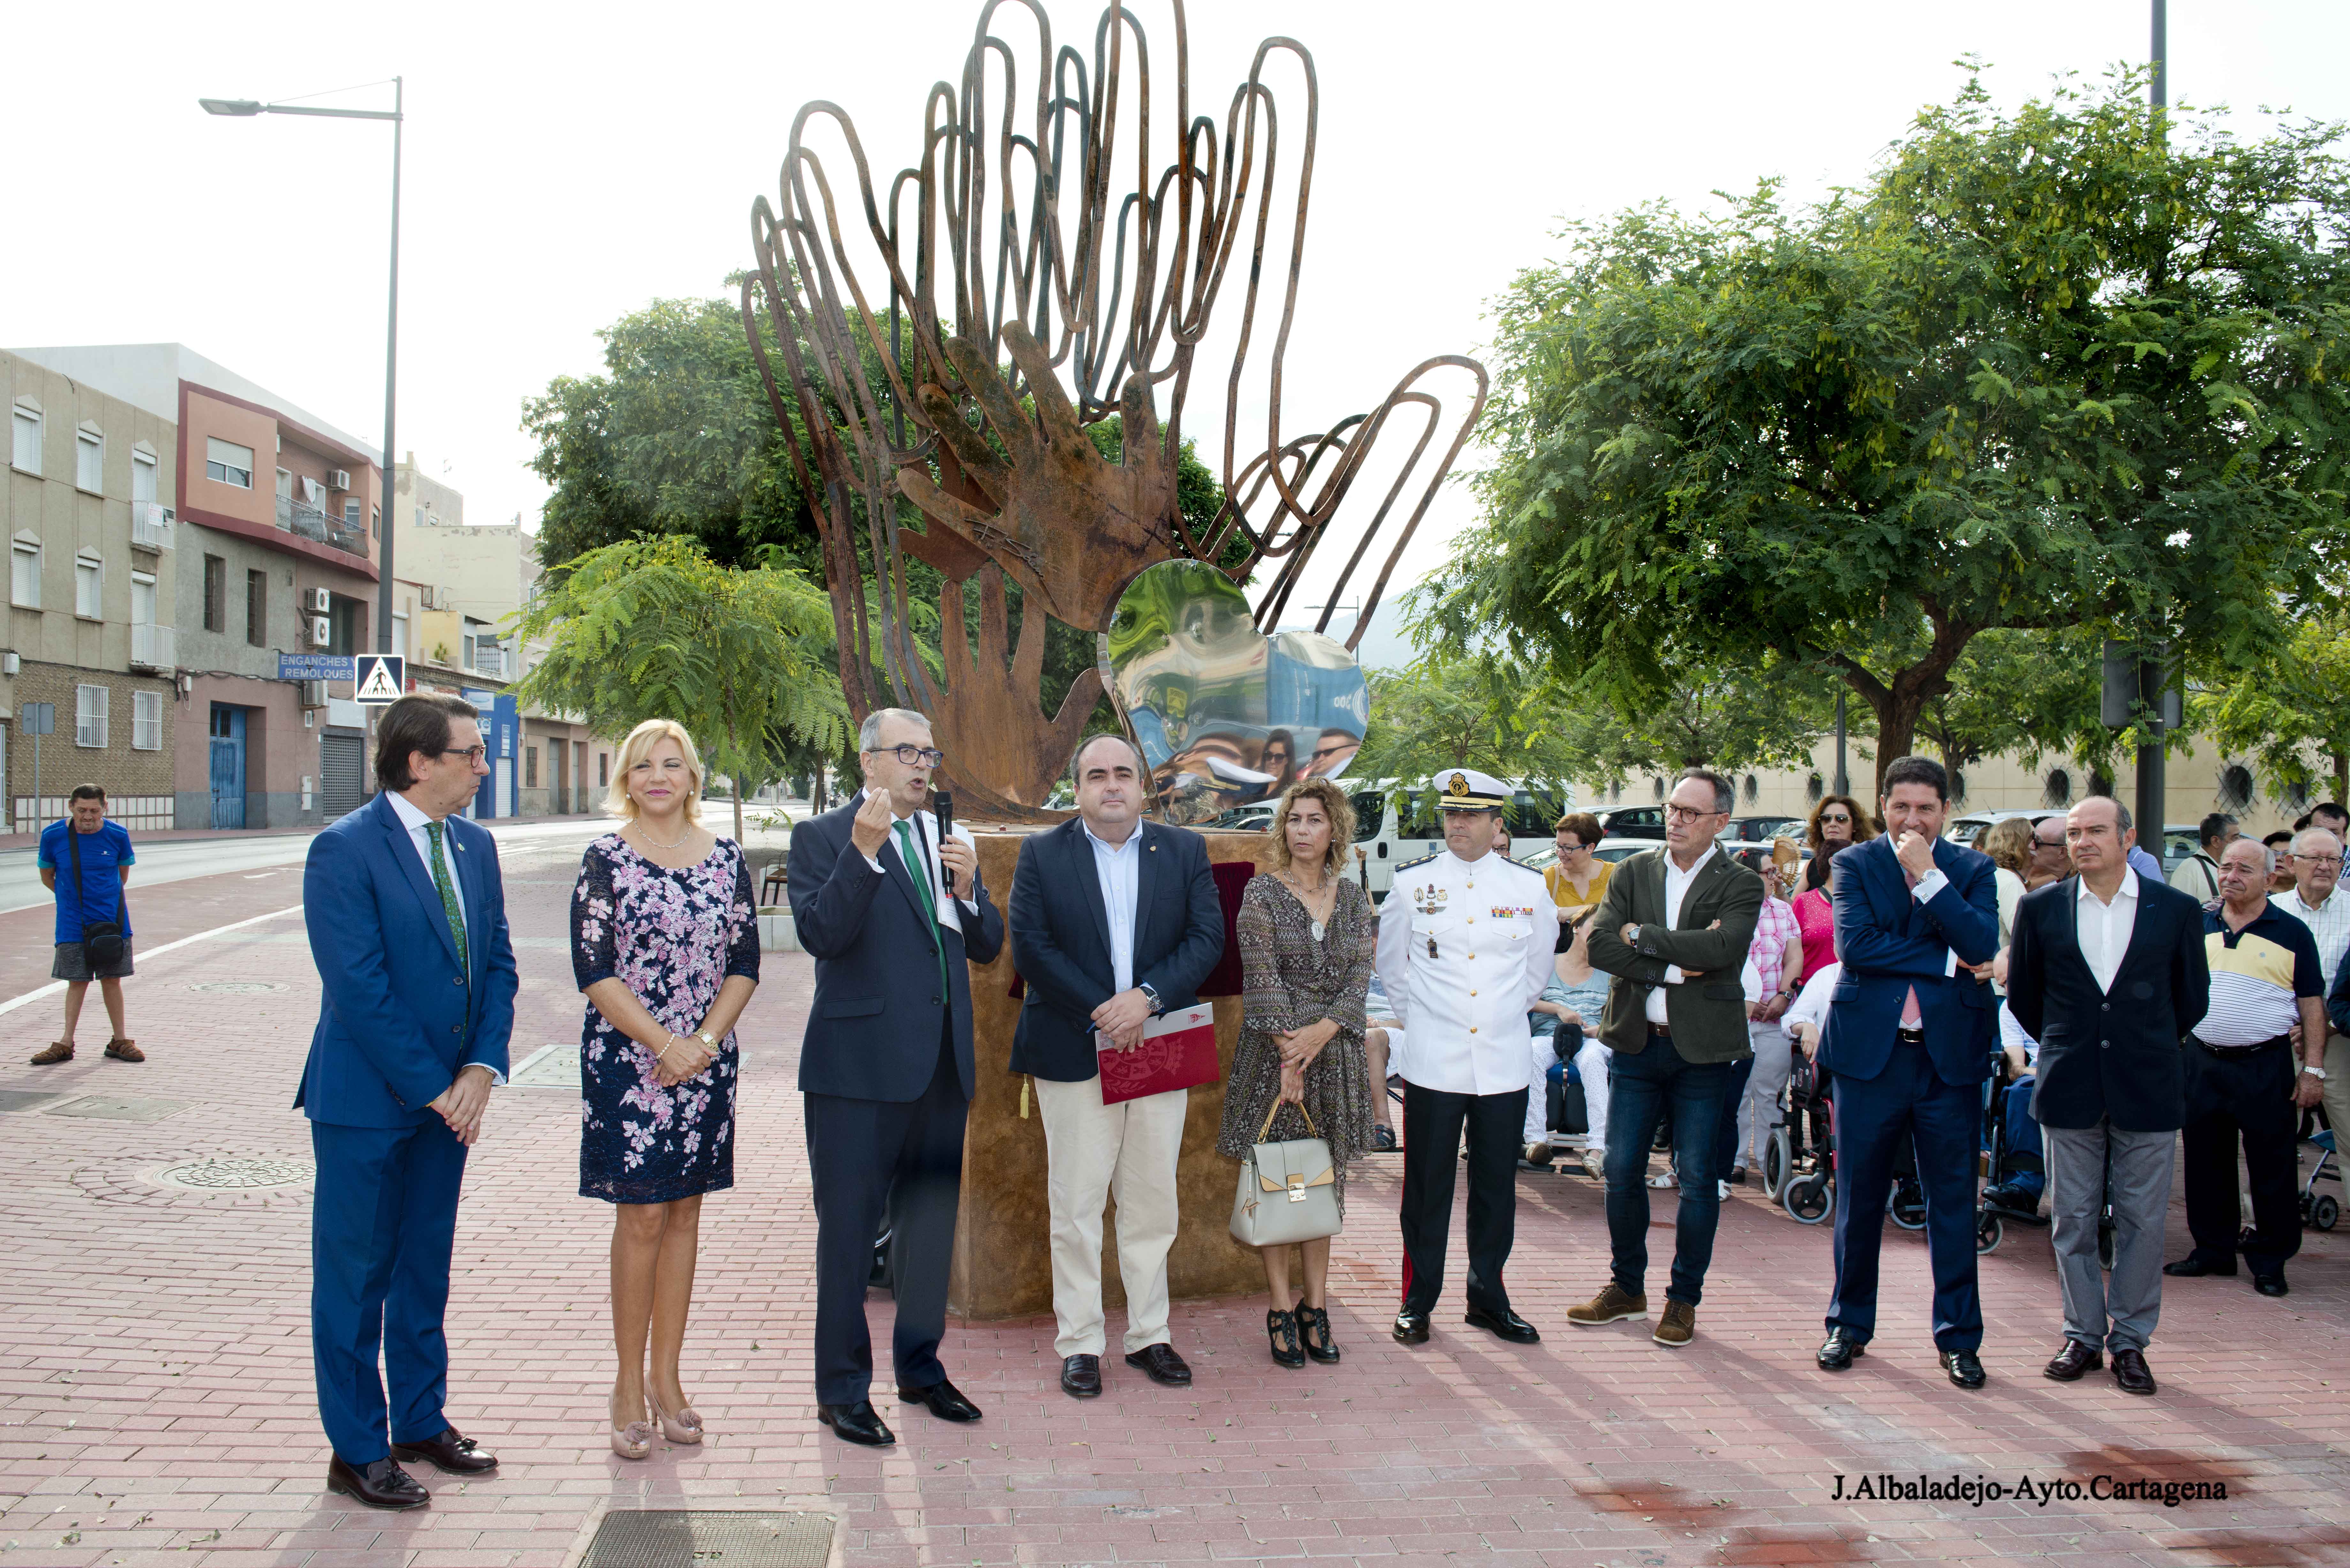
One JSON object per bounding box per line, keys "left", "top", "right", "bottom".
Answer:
{"left": 1347, "top": 779, "right": 1574, "bottom": 903}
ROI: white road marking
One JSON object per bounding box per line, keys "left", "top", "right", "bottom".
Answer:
{"left": 0, "top": 903, "right": 306, "bottom": 1017}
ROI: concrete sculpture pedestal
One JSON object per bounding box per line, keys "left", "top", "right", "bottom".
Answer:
{"left": 948, "top": 830, "right": 1272, "bottom": 1320}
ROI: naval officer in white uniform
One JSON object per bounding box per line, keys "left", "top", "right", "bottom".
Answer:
{"left": 1375, "top": 769, "right": 1556, "bottom": 1346}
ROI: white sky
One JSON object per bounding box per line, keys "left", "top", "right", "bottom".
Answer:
{"left": 8, "top": 0, "right": 2344, "bottom": 630}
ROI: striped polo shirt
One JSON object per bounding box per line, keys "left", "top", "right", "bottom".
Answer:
{"left": 2195, "top": 899, "right": 2324, "bottom": 1048}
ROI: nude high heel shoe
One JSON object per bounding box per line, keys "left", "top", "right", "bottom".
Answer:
{"left": 649, "top": 1393, "right": 702, "bottom": 1445}
{"left": 610, "top": 1391, "right": 654, "bottom": 1460}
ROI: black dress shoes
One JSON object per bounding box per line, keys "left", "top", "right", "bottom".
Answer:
{"left": 1060, "top": 1354, "right": 1102, "bottom": 1398}
{"left": 817, "top": 1400, "right": 895, "bottom": 1445}
{"left": 2111, "top": 1346, "right": 2157, "bottom": 1396}
{"left": 1392, "top": 1308, "right": 1431, "bottom": 1345}
{"left": 2162, "top": 1255, "right": 2235, "bottom": 1278}
{"left": 1464, "top": 1305, "right": 1541, "bottom": 1344}
{"left": 2254, "top": 1274, "right": 2289, "bottom": 1297}
{"left": 326, "top": 1455, "right": 429, "bottom": 1510}
{"left": 1125, "top": 1343, "right": 1193, "bottom": 1386}
{"left": 1816, "top": 1330, "right": 1865, "bottom": 1370}
{"left": 2042, "top": 1340, "right": 2102, "bottom": 1381}
{"left": 388, "top": 1427, "right": 497, "bottom": 1475}
{"left": 897, "top": 1378, "right": 982, "bottom": 1422}
{"left": 1939, "top": 1349, "right": 1987, "bottom": 1389}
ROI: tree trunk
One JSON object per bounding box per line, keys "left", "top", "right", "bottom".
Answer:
{"left": 734, "top": 772, "right": 746, "bottom": 845}
{"left": 1824, "top": 613, "right": 1976, "bottom": 800}
{"left": 2334, "top": 750, "right": 2347, "bottom": 806}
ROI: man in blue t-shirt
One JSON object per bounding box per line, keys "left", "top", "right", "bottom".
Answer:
{"left": 30, "top": 784, "right": 140, "bottom": 1065}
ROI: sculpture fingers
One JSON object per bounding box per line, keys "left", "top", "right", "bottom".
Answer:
{"left": 940, "top": 334, "right": 1042, "bottom": 471}
{"left": 914, "top": 382, "right": 1011, "bottom": 502}
{"left": 1000, "top": 322, "right": 1081, "bottom": 444}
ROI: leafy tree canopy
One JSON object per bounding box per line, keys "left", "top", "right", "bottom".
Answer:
{"left": 1426, "top": 66, "right": 2350, "bottom": 796}
{"left": 2194, "top": 607, "right": 2350, "bottom": 805}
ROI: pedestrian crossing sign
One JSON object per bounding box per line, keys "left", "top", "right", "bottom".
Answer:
{"left": 354, "top": 654, "right": 407, "bottom": 705}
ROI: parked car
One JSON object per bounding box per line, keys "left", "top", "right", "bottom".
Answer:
{"left": 1591, "top": 805, "right": 1667, "bottom": 840}
{"left": 1720, "top": 815, "right": 1808, "bottom": 845}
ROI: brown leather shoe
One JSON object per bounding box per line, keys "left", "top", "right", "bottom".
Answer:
{"left": 2043, "top": 1339, "right": 2101, "bottom": 1380}
{"left": 388, "top": 1427, "right": 497, "bottom": 1474}
{"left": 2110, "top": 1346, "right": 2157, "bottom": 1396}
{"left": 325, "top": 1454, "right": 429, "bottom": 1510}
{"left": 1566, "top": 1283, "right": 1648, "bottom": 1326}
{"left": 103, "top": 1039, "right": 144, "bottom": 1063}
{"left": 1652, "top": 1300, "right": 1696, "bottom": 1347}
{"left": 29, "top": 1041, "right": 72, "bottom": 1066}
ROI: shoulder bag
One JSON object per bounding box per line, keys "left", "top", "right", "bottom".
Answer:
{"left": 1229, "top": 1099, "right": 1341, "bottom": 1248}
{"left": 69, "top": 827, "right": 129, "bottom": 969}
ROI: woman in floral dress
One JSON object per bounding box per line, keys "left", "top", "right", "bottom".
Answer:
{"left": 571, "top": 720, "right": 759, "bottom": 1459}
{"left": 1217, "top": 777, "right": 1376, "bottom": 1368}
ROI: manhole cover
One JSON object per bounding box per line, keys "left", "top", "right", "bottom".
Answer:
{"left": 153, "top": 1157, "right": 316, "bottom": 1190}
{"left": 510, "top": 1043, "right": 581, "bottom": 1089}
{"left": 582, "top": 1511, "right": 833, "bottom": 1568}
{"left": 188, "top": 981, "right": 288, "bottom": 994}
{"left": 0, "top": 1091, "right": 61, "bottom": 1114}
{"left": 45, "top": 1095, "right": 188, "bottom": 1122}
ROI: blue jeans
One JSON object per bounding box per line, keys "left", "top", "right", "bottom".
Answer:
{"left": 1999, "top": 1075, "right": 2043, "bottom": 1198}
{"left": 1603, "top": 1032, "right": 1735, "bottom": 1307}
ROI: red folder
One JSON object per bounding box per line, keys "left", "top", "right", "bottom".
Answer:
{"left": 1098, "top": 1003, "right": 1220, "bottom": 1105}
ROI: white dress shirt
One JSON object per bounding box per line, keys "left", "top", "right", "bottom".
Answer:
{"left": 1645, "top": 842, "right": 1717, "bottom": 1025}
{"left": 386, "top": 790, "right": 502, "bottom": 1085}
{"left": 2276, "top": 885, "right": 2350, "bottom": 995}
{"left": 2076, "top": 869, "right": 2141, "bottom": 994}
{"left": 1081, "top": 817, "right": 1144, "bottom": 994}
{"left": 856, "top": 791, "right": 978, "bottom": 933}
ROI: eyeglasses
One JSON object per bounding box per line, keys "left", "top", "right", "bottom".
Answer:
{"left": 2294, "top": 853, "right": 2345, "bottom": 870}
{"left": 1664, "top": 804, "right": 1722, "bottom": 824}
{"left": 2032, "top": 836, "right": 2066, "bottom": 850}
{"left": 1310, "top": 739, "right": 1354, "bottom": 761}
{"left": 1819, "top": 811, "right": 1851, "bottom": 824}
{"left": 439, "top": 745, "right": 488, "bottom": 764}
{"left": 868, "top": 744, "right": 946, "bottom": 767}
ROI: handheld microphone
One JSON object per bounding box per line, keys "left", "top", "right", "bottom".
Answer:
{"left": 933, "top": 791, "right": 955, "bottom": 894}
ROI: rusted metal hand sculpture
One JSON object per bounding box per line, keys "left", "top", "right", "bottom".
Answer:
{"left": 744, "top": 0, "right": 1487, "bottom": 820}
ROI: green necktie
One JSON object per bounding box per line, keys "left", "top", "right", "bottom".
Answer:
{"left": 894, "top": 819, "right": 951, "bottom": 999}
{"left": 424, "top": 820, "right": 470, "bottom": 981}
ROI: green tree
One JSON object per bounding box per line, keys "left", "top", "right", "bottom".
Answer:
{"left": 2195, "top": 609, "right": 2350, "bottom": 806}
{"left": 1535, "top": 649, "right": 1838, "bottom": 791}
{"left": 511, "top": 535, "right": 851, "bottom": 841}
{"left": 1427, "top": 68, "right": 2350, "bottom": 796}
{"left": 1350, "top": 656, "right": 1584, "bottom": 788}
{"left": 524, "top": 289, "right": 816, "bottom": 572}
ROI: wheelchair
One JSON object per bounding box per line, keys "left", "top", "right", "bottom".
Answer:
{"left": 2302, "top": 1126, "right": 2340, "bottom": 1233}
{"left": 1774, "top": 1054, "right": 1836, "bottom": 1224}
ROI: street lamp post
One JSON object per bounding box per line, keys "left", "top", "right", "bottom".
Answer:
{"left": 200, "top": 80, "right": 402, "bottom": 659}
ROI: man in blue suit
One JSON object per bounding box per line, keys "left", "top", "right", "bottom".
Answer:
{"left": 790, "top": 707, "right": 1004, "bottom": 1448}
{"left": 1815, "top": 755, "right": 2000, "bottom": 1388}
{"left": 299, "top": 693, "right": 513, "bottom": 1509}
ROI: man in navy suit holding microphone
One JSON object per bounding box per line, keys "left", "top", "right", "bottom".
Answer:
{"left": 299, "top": 693, "right": 514, "bottom": 1509}
{"left": 1814, "top": 756, "right": 2000, "bottom": 1388}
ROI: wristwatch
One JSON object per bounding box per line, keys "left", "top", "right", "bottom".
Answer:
{"left": 1625, "top": 924, "right": 1643, "bottom": 948}
{"left": 696, "top": 1030, "right": 718, "bottom": 1051}
{"left": 2303, "top": 1063, "right": 2330, "bottom": 1080}
{"left": 1138, "top": 982, "right": 1163, "bottom": 1014}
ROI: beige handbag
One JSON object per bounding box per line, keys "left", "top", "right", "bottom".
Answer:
{"left": 1229, "top": 1100, "right": 1341, "bottom": 1248}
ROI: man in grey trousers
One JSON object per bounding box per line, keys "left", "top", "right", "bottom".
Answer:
{"left": 2004, "top": 797, "right": 2210, "bottom": 1395}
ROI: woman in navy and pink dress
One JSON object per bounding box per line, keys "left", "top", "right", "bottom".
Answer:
{"left": 571, "top": 719, "right": 758, "bottom": 1459}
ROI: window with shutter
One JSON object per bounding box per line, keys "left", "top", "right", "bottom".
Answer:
{"left": 77, "top": 430, "right": 103, "bottom": 492}
{"left": 203, "top": 554, "right": 228, "bottom": 632}
{"left": 76, "top": 684, "right": 110, "bottom": 748}
{"left": 133, "top": 691, "right": 163, "bottom": 751}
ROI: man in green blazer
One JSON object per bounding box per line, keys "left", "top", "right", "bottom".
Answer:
{"left": 1571, "top": 767, "right": 1765, "bottom": 1348}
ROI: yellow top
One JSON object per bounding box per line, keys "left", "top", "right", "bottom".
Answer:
{"left": 1546, "top": 858, "right": 1613, "bottom": 911}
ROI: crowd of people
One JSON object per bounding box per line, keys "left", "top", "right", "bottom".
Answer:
{"left": 246, "top": 691, "right": 2346, "bottom": 1506}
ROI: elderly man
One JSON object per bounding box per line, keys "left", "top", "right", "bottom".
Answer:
{"left": 1010, "top": 735, "right": 1225, "bottom": 1399}
{"left": 2275, "top": 828, "right": 2350, "bottom": 1149}
{"left": 1814, "top": 757, "right": 2000, "bottom": 1389}
{"left": 2005, "top": 797, "right": 2209, "bottom": 1396}
{"left": 1575, "top": 768, "right": 1765, "bottom": 1348}
{"left": 2027, "top": 817, "right": 2072, "bottom": 889}
{"left": 1377, "top": 769, "right": 1556, "bottom": 1347}
{"left": 791, "top": 707, "right": 1004, "bottom": 1445}
{"left": 2165, "top": 837, "right": 2328, "bottom": 1297}
{"left": 2167, "top": 813, "right": 2239, "bottom": 903}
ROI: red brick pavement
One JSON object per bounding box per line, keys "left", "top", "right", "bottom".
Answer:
{"left": 1, "top": 832, "right": 2346, "bottom": 1568}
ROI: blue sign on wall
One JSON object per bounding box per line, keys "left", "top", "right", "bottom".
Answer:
{"left": 278, "top": 653, "right": 355, "bottom": 681}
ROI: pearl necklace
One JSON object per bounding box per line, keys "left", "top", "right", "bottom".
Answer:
{"left": 634, "top": 818, "right": 692, "bottom": 851}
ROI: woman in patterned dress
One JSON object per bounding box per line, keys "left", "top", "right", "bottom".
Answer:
{"left": 1217, "top": 778, "right": 1376, "bottom": 1368}
{"left": 571, "top": 719, "right": 759, "bottom": 1459}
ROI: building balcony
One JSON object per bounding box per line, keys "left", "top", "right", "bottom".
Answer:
{"left": 131, "top": 622, "right": 176, "bottom": 671}
{"left": 130, "top": 501, "right": 175, "bottom": 552}
{"left": 470, "top": 645, "right": 507, "bottom": 679}
{"left": 275, "top": 495, "right": 370, "bottom": 558}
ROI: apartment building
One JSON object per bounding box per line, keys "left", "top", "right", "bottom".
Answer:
{"left": 10, "top": 345, "right": 386, "bottom": 829}
{"left": 2, "top": 349, "right": 182, "bottom": 833}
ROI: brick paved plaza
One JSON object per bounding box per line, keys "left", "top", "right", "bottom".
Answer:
{"left": 3, "top": 829, "right": 2347, "bottom": 1568}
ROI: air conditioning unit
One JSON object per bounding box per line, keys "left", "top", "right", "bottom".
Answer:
{"left": 299, "top": 680, "right": 329, "bottom": 707}
{"left": 311, "top": 615, "right": 332, "bottom": 646}
{"left": 310, "top": 587, "right": 332, "bottom": 613}
{"left": 330, "top": 469, "right": 352, "bottom": 491}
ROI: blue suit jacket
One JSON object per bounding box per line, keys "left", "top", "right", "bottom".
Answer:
{"left": 295, "top": 791, "right": 518, "bottom": 1127}
{"left": 1008, "top": 817, "right": 1225, "bottom": 1082}
{"left": 1819, "top": 833, "right": 2000, "bottom": 1087}
{"left": 789, "top": 797, "right": 1005, "bottom": 1103}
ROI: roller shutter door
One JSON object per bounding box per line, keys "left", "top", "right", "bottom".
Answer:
{"left": 320, "top": 728, "right": 367, "bottom": 821}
